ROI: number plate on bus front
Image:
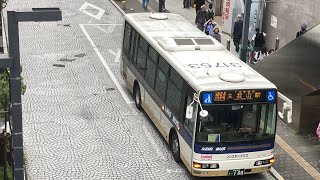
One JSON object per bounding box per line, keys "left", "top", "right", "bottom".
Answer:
{"left": 228, "top": 169, "right": 244, "bottom": 176}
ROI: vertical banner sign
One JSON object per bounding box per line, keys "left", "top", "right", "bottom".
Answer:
{"left": 224, "top": 0, "right": 231, "bottom": 20}
{"left": 271, "top": 15, "right": 277, "bottom": 28}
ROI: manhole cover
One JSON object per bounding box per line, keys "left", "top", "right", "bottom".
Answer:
{"left": 53, "top": 64, "right": 65, "bottom": 67}
{"left": 58, "top": 58, "right": 76, "bottom": 62}
{"left": 74, "top": 53, "right": 86, "bottom": 58}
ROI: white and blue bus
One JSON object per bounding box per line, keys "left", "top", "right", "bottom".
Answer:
{"left": 120, "top": 13, "right": 277, "bottom": 177}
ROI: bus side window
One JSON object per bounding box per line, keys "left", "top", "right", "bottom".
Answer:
{"left": 154, "top": 56, "right": 170, "bottom": 102}
{"left": 166, "top": 68, "right": 184, "bottom": 119}
{"left": 129, "top": 29, "right": 138, "bottom": 64}
{"left": 123, "top": 22, "right": 132, "bottom": 55}
{"left": 184, "top": 96, "right": 197, "bottom": 136}
{"left": 136, "top": 36, "right": 149, "bottom": 77}
{"left": 145, "top": 46, "right": 159, "bottom": 89}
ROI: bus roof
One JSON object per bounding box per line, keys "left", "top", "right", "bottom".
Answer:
{"left": 124, "top": 13, "right": 276, "bottom": 91}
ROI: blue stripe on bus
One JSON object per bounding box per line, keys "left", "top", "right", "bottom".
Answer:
{"left": 194, "top": 140, "right": 274, "bottom": 154}
{"left": 161, "top": 105, "right": 193, "bottom": 147}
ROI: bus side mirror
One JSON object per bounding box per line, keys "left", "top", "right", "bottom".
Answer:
{"left": 186, "top": 105, "right": 193, "bottom": 119}
{"left": 199, "top": 110, "right": 208, "bottom": 118}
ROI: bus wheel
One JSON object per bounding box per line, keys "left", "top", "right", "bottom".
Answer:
{"left": 170, "top": 132, "right": 181, "bottom": 162}
{"left": 133, "top": 84, "right": 142, "bottom": 110}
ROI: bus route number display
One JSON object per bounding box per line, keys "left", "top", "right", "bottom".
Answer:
{"left": 202, "top": 90, "right": 276, "bottom": 104}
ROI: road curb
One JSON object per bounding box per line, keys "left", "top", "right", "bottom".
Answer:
{"left": 110, "top": 0, "right": 126, "bottom": 15}
{"left": 269, "top": 167, "right": 285, "bottom": 180}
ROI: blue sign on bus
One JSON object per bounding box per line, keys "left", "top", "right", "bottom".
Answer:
{"left": 266, "top": 90, "right": 276, "bottom": 102}
{"left": 202, "top": 93, "right": 213, "bottom": 104}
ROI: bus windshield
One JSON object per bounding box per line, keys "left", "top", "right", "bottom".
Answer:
{"left": 195, "top": 103, "right": 276, "bottom": 144}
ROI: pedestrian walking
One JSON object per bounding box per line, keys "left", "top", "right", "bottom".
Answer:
{"left": 159, "top": 0, "right": 166, "bottom": 12}
{"left": 203, "top": 19, "right": 216, "bottom": 35}
{"left": 254, "top": 47, "right": 267, "bottom": 63}
{"left": 233, "top": 14, "right": 243, "bottom": 52}
{"left": 239, "top": 40, "right": 254, "bottom": 63}
{"left": 211, "top": 28, "right": 221, "bottom": 42}
{"left": 194, "top": 0, "right": 205, "bottom": 14}
{"left": 267, "top": 49, "right": 274, "bottom": 56}
{"left": 142, "top": 0, "right": 150, "bottom": 10}
{"left": 207, "top": 3, "right": 215, "bottom": 20}
{"left": 296, "top": 23, "right": 308, "bottom": 38}
{"left": 183, "top": 0, "right": 189, "bottom": 8}
{"left": 252, "top": 28, "right": 266, "bottom": 52}
{"left": 195, "top": 5, "right": 208, "bottom": 31}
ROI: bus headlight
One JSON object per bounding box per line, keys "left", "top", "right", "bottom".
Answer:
{"left": 210, "top": 163, "right": 219, "bottom": 169}
{"left": 254, "top": 158, "right": 275, "bottom": 166}
{"left": 255, "top": 160, "right": 263, "bottom": 166}
{"left": 193, "top": 162, "right": 219, "bottom": 169}
{"left": 202, "top": 164, "right": 210, "bottom": 169}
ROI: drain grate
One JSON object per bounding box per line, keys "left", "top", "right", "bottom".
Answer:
{"left": 53, "top": 64, "right": 65, "bottom": 67}
{"left": 74, "top": 53, "right": 86, "bottom": 58}
{"left": 106, "top": 87, "right": 115, "bottom": 91}
{"left": 58, "top": 58, "right": 76, "bottom": 62}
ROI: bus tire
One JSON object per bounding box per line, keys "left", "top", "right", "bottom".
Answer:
{"left": 133, "top": 84, "right": 142, "bottom": 110}
{"left": 170, "top": 132, "right": 181, "bottom": 162}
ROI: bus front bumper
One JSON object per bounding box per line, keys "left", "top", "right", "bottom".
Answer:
{"left": 192, "top": 165, "right": 271, "bottom": 177}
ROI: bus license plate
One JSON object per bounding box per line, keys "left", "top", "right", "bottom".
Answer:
{"left": 228, "top": 169, "right": 244, "bottom": 176}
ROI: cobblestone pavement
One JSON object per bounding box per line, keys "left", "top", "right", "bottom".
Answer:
{"left": 12, "top": 0, "right": 187, "bottom": 179}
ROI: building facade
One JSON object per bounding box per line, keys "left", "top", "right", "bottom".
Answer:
{"left": 263, "top": 0, "right": 320, "bottom": 49}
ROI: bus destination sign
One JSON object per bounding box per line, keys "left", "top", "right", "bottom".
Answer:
{"left": 202, "top": 90, "right": 276, "bottom": 104}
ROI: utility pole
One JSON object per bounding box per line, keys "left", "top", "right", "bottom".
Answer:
{"left": 4, "top": 8, "right": 62, "bottom": 179}
{"left": 240, "top": 0, "right": 252, "bottom": 62}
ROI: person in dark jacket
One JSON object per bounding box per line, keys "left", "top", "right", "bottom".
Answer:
{"left": 195, "top": 5, "right": 208, "bottom": 31}
{"left": 194, "top": 0, "right": 205, "bottom": 14}
{"left": 207, "top": 3, "right": 215, "bottom": 20}
{"left": 252, "top": 27, "right": 266, "bottom": 52}
{"left": 211, "top": 28, "right": 221, "bottom": 42}
{"left": 296, "top": 23, "right": 307, "bottom": 38}
{"left": 233, "top": 14, "right": 243, "bottom": 52}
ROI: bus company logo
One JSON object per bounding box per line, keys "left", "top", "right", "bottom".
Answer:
{"left": 215, "top": 147, "right": 227, "bottom": 151}
{"left": 201, "top": 147, "right": 213, "bottom": 151}
{"left": 163, "top": 106, "right": 172, "bottom": 118}
{"left": 200, "top": 154, "right": 212, "bottom": 160}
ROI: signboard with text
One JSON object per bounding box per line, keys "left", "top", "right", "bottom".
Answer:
{"left": 201, "top": 89, "right": 277, "bottom": 104}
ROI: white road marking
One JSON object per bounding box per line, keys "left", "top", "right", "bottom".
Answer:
{"left": 94, "top": 25, "right": 117, "bottom": 34}
{"left": 79, "top": 2, "right": 106, "bottom": 20}
{"left": 80, "top": 24, "right": 123, "bottom": 26}
{"left": 270, "top": 167, "right": 285, "bottom": 180}
{"left": 114, "top": 49, "right": 121, "bottom": 63}
{"left": 80, "top": 24, "right": 134, "bottom": 104}
{"left": 108, "top": 50, "right": 116, "bottom": 56}
{"left": 166, "top": 169, "right": 185, "bottom": 173}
